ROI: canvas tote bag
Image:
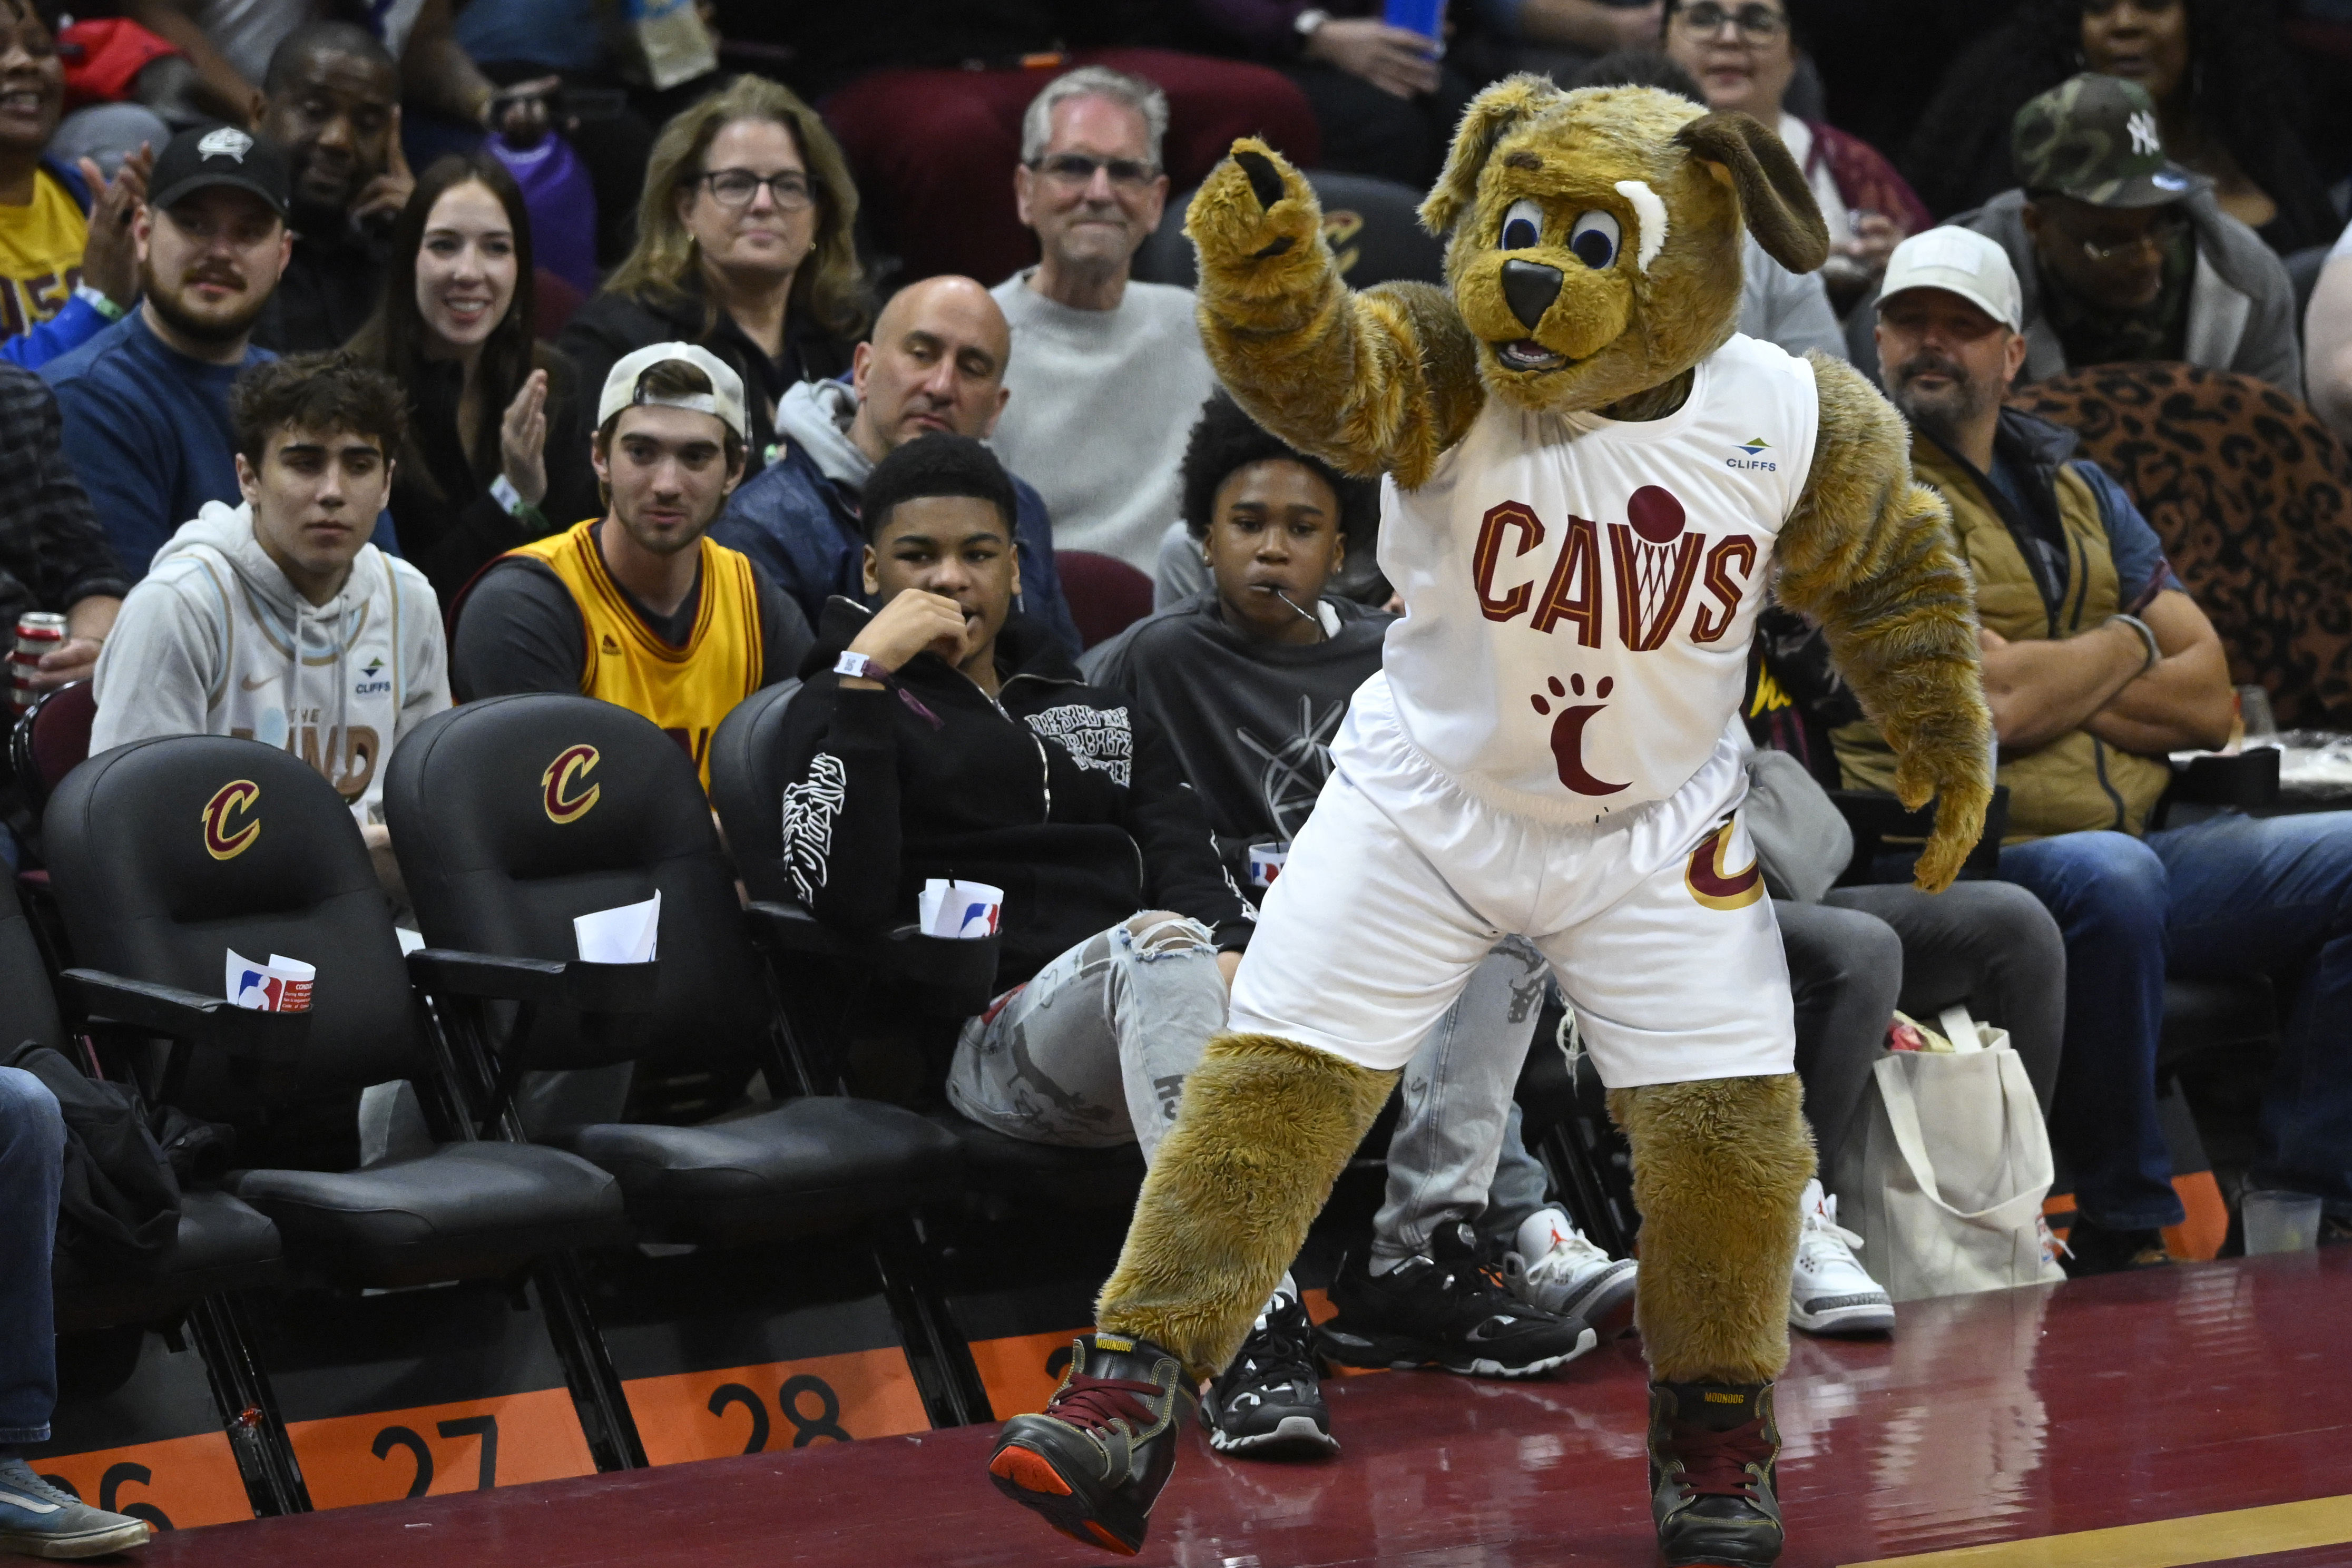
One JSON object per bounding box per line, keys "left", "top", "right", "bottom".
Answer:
{"left": 1851, "top": 1008, "right": 2067, "bottom": 1300}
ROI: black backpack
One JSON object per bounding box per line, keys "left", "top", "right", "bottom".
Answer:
{"left": 5, "top": 1040, "right": 184, "bottom": 1274}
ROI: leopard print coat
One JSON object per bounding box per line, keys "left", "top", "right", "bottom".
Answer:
{"left": 2010, "top": 363, "right": 2352, "bottom": 729}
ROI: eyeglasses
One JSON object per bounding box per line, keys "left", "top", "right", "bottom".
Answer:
{"left": 697, "top": 169, "right": 815, "bottom": 211}
{"left": 2070, "top": 208, "right": 2188, "bottom": 263}
{"left": 1672, "top": 2, "right": 1788, "bottom": 39}
{"left": 1026, "top": 152, "right": 1160, "bottom": 190}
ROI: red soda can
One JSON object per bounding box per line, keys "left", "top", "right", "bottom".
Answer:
{"left": 11, "top": 611, "right": 67, "bottom": 713}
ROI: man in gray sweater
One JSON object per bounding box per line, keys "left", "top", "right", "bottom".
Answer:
{"left": 989, "top": 66, "right": 1219, "bottom": 576}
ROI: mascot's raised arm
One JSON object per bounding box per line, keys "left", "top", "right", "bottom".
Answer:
{"left": 983, "top": 76, "right": 1993, "bottom": 1568}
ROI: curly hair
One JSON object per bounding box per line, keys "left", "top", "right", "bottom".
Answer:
{"left": 1904, "top": 0, "right": 2336, "bottom": 249}
{"left": 230, "top": 352, "right": 408, "bottom": 467}
{"left": 1178, "top": 391, "right": 1379, "bottom": 555}
{"left": 604, "top": 75, "right": 870, "bottom": 345}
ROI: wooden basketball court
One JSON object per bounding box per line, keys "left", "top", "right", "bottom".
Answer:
{"left": 120, "top": 1249, "right": 2350, "bottom": 1568}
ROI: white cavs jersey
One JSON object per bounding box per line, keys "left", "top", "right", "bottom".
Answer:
{"left": 1370, "top": 334, "right": 1819, "bottom": 824}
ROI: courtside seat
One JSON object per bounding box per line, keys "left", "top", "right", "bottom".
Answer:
{"left": 229, "top": 1142, "right": 624, "bottom": 1282}
{"left": 0, "top": 855, "right": 290, "bottom": 1325}
{"left": 711, "top": 682, "right": 1148, "bottom": 1211}
{"left": 567, "top": 1095, "right": 963, "bottom": 1237}
{"left": 929, "top": 1113, "right": 1145, "bottom": 1211}
{"left": 43, "top": 736, "right": 630, "bottom": 1288}
{"left": 386, "top": 694, "right": 961, "bottom": 1248}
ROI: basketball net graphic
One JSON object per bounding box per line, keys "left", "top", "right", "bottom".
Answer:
{"left": 1610, "top": 485, "right": 1702, "bottom": 651}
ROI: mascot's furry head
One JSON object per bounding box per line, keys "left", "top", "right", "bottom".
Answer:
{"left": 1421, "top": 76, "right": 1828, "bottom": 415}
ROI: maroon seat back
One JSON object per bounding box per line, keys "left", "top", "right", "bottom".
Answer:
{"left": 1055, "top": 551, "right": 1155, "bottom": 650}
{"left": 11, "top": 680, "right": 94, "bottom": 809}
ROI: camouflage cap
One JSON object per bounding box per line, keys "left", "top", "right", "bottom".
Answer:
{"left": 2011, "top": 73, "right": 2209, "bottom": 208}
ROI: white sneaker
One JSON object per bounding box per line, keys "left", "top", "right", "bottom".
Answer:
{"left": 1790, "top": 1179, "right": 1895, "bottom": 1336}
{"left": 1502, "top": 1208, "right": 1639, "bottom": 1337}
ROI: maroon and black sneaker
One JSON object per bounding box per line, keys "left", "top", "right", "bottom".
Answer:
{"left": 986, "top": 1332, "right": 1188, "bottom": 1556}
{"left": 1647, "top": 1379, "right": 1785, "bottom": 1568}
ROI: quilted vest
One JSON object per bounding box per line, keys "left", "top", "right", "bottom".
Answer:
{"left": 1834, "top": 438, "right": 2170, "bottom": 840}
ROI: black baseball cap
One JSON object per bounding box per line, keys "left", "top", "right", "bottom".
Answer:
{"left": 148, "top": 124, "right": 290, "bottom": 219}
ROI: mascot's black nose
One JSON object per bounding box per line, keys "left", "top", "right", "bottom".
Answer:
{"left": 1501, "top": 259, "right": 1562, "bottom": 333}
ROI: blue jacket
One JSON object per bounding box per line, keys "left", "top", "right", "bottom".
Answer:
{"left": 44, "top": 311, "right": 399, "bottom": 581}
{"left": 709, "top": 436, "right": 1082, "bottom": 658}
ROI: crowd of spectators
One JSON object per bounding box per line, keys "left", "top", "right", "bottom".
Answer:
{"left": 2, "top": 0, "right": 2352, "bottom": 1549}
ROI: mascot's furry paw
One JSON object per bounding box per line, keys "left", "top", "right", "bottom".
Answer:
{"left": 1899, "top": 758, "right": 1993, "bottom": 894}
{"left": 1185, "top": 139, "right": 1327, "bottom": 301}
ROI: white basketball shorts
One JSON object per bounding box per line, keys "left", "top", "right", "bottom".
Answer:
{"left": 1227, "top": 673, "right": 1796, "bottom": 1087}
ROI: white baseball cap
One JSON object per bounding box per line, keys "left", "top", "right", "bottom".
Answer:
{"left": 1877, "top": 227, "right": 2023, "bottom": 332}
{"left": 597, "top": 342, "right": 749, "bottom": 442}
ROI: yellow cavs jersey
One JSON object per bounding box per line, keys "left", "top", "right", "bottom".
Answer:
{"left": 506, "top": 520, "right": 763, "bottom": 785}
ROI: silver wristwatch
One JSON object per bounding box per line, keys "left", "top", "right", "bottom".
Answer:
{"left": 1295, "top": 6, "right": 1331, "bottom": 38}
{"left": 834, "top": 650, "right": 887, "bottom": 682}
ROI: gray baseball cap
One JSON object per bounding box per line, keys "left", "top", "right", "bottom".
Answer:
{"left": 2011, "top": 74, "right": 2208, "bottom": 208}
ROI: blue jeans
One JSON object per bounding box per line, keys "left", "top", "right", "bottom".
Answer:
{"left": 0, "top": 1066, "right": 63, "bottom": 1445}
{"left": 2000, "top": 811, "right": 2352, "bottom": 1228}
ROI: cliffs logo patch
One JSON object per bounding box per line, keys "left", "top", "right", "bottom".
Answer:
{"left": 1685, "top": 818, "right": 1763, "bottom": 910}
{"left": 202, "top": 780, "right": 261, "bottom": 861}
{"left": 1728, "top": 436, "right": 1775, "bottom": 473}
{"left": 542, "top": 744, "right": 601, "bottom": 824}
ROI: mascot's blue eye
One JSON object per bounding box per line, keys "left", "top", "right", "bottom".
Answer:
{"left": 1499, "top": 198, "right": 1544, "bottom": 251}
{"left": 1567, "top": 210, "right": 1622, "bottom": 269}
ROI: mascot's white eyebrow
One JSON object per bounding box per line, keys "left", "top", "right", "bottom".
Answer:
{"left": 1613, "top": 179, "right": 1668, "bottom": 272}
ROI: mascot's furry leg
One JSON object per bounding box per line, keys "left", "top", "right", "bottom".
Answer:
{"left": 986, "top": 1034, "right": 1396, "bottom": 1556}
{"left": 1614, "top": 1074, "right": 1815, "bottom": 1568}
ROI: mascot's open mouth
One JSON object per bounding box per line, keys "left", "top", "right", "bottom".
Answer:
{"left": 1494, "top": 338, "right": 1570, "bottom": 372}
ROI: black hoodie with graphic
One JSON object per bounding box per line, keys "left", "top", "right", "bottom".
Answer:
{"left": 776, "top": 597, "right": 1252, "bottom": 990}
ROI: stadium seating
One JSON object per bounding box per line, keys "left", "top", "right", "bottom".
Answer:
{"left": 707, "top": 682, "right": 1149, "bottom": 1213}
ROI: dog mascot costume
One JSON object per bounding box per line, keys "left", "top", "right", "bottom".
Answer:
{"left": 986, "top": 79, "right": 1993, "bottom": 1568}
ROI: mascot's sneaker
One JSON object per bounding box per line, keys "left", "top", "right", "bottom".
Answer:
{"left": 986, "top": 1332, "right": 1187, "bottom": 1556}
{"left": 0, "top": 1458, "right": 152, "bottom": 1559}
{"left": 1319, "top": 1221, "right": 1596, "bottom": 1378}
{"left": 1789, "top": 1180, "right": 1895, "bottom": 1336}
{"left": 1648, "top": 1380, "right": 1785, "bottom": 1568}
{"left": 1502, "top": 1207, "right": 1640, "bottom": 1339}
{"left": 1200, "top": 1288, "right": 1337, "bottom": 1458}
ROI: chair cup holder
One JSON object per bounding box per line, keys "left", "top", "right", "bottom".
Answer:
{"left": 562, "top": 959, "right": 661, "bottom": 1015}
{"left": 882, "top": 928, "right": 1002, "bottom": 1017}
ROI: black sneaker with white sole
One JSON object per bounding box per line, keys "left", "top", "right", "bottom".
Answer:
{"left": 1200, "top": 1291, "right": 1337, "bottom": 1458}
{"left": 1318, "top": 1221, "right": 1596, "bottom": 1378}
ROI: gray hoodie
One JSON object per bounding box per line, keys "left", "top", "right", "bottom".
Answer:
{"left": 90, "top": 500, "right": 450, "bottom": 824}
{"left": 1847, "top": 191, "right": 2304, "bottom": 394}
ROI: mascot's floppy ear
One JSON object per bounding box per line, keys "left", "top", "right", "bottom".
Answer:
{"left": 1419, "top": 73, "right": 1563, "bottom": 238}
{"left": 1675, "top": 110, "right": 1830, "bottom": 274}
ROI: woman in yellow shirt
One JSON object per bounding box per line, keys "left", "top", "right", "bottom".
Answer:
{"left": 0, "top": 0, "right": 151, "bottom": 367}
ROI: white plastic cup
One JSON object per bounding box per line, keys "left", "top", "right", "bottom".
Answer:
{"left": 1247, "top": 841, "right": 1289, "bottom": 889}
{"left": 227, "top": 950, "right": 315, "bottom": 1012}
{"left": 919, "top": 878, "right": 1003, "bottom": 940}
{"left": 2242, "top": 1189, "right": 2322, "bottom": 1255}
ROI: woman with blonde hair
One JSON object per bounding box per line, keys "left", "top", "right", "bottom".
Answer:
{"left": 557, "top": 74, "right": 868, "bottom": 476}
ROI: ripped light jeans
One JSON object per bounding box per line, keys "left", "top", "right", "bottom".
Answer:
{"left": 946, "top": 912, "right": 1230, "bottom": 1164}
{"left": 1373, "top": 938, "right": 1557, "bottom": 1269}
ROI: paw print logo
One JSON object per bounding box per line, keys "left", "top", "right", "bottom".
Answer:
{"left": 1528, "top": 674, "right": 1628, "bottom": 796}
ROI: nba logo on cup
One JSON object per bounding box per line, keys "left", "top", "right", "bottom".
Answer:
{"left": 226, "top": 949, "right": 315, "bottom": 1012}
{"left": 919, "top": 878, "right": 1004, "bottom": 940}
{"left": 1248, "top": 841, "right": 1289, "bottom": 889}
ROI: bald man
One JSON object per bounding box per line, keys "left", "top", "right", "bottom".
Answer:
{"left": 712, "top": 275, "right": 1082, "bottom": 654}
